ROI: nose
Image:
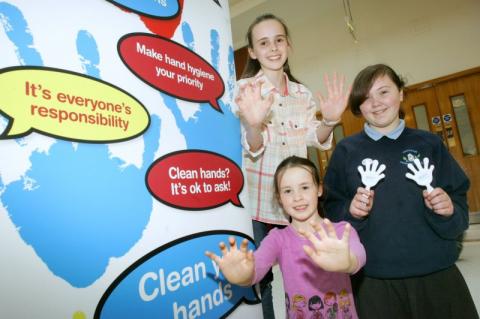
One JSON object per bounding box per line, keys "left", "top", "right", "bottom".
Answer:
{"left": 293, "top": 190, "right": 302, "bottom": 201}
{"left": 269, "top": 41, "right": 278, "bottom": 51}
{"left": 369, "top": 95, "right": 382, "bottom": 107}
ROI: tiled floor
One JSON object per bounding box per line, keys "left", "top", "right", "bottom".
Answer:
{"left": 272, "top": 226, "right": 480, "bottom": 318}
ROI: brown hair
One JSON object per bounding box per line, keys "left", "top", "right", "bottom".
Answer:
{"left": 240, "top": 13, "right": 300, "bottom": 83}
{"left": 349, "top": 64, "right": 406, "bottom": 116}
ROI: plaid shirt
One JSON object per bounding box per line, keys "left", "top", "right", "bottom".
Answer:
{"left": 239, "top": 71, "right": 332, "bottom": 225}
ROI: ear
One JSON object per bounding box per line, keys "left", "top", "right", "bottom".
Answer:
{"left": 317, "top": 184, "right": 323, "bottom": 197}
{"left": 399, "top": 89, "right": 404, "bottom": 102}
{"left": 248, "top": 47, "right": 257, "bottom": 60}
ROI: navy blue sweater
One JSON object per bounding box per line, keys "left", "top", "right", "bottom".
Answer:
{"left": 324, "top": 128, "right": 470, "bottom": 278}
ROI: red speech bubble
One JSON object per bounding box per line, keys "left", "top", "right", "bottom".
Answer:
{"left": 146, "top": 150, "right": 244, "bottom": 210}
{"left": 118, "top": 33, "right": 225, "bottom": 112}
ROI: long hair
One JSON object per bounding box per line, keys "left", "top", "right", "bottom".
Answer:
{"left": 240, "top": 13, "right": 300, "bottom": 83}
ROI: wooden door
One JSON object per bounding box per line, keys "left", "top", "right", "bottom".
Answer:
{"left": 402, "top": 68, "right": 480, "bottom": 216}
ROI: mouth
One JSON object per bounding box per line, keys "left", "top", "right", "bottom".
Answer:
{"left": 267, "top": 54, "right": 282, "bottom": 61}
{"left": 372, "top": 108, "right": 387, "bottom": 115}
{"left": 293, "top": 204, "right": 308, "bottom": 212}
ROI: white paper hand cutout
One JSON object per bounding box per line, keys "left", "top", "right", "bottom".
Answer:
{"left": 405, "top": 157, "right": 434, "bottom": 193}
{"left": 358, "top": 158, "right": 386, "bottom": 190}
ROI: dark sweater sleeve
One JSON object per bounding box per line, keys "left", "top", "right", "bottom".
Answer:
{"left": 423, "top": 138, "right": 470, "bottom": 239}
{"left": 324, "top": 143, "right": 368, "bottom": 230}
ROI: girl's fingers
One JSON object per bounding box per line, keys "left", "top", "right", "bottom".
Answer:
{"left": 300, "top": 228, "right": 321, "bottom": 247}
{"left": 338, "top": 74, "right": 345, "bottom": 95}
{"left": 324, "top": 73, "right": 333, "bottom": 97}
{"left": 205, "top": 251, "right": 220, "bottom": 264}
{"left": 252, "top": 83, "right": 262, "bottom": 97}
{"left": 237, "top": 83, "right": 247, "bottom": 95}
{"left": 358, "top": 187, "right": 371, "bottom": 197}
{"left": 322, "top": 218, "right": 338, "bottom": 238}
{"left": 252, "top": 80, "right": 265, "bottom": 95}
{"left": 313, "top": 221, "right": 328, "bottom": 240}
{"left": 346, "top": 84, "right": 352, "bottom": 97}
{"left": 341, "top": 223, "right": 351, "bottom": 244}
{"left": 247, "top": 250, "right": 254, "bottom": 261}
{"left": 234, "top": 96, "right": 242, "bottom": 108}
{"left": 354, "top": 192, "right": 370, "bottom": 212}
{"left": 219, "top": 241, "right": 229, "bottom": 256}
{"left": 239, "top": 239, "right": 249, "bottom": 253}
{"left": 303, "top": 245, "right": 315, "bottom": 259}
{"left": 228, "top": 236, "right": 237, "bottom": 249}
{"left": 316, "top": 92, "right": 325, "bottom": 105}
{"left": 332, "top": 72, "right": 338, "bottom": 95}
{"left": 265, "top": 93, "right": 274, "bottom": 107}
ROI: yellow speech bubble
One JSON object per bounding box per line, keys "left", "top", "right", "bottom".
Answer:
{"left": 0, "top": 66, "right": 150, "bottom": 143}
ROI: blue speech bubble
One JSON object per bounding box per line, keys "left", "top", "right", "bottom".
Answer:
{"left": 94, "top": 231, "right": 260, "bottom": 319}
{"left": 106, "top": 0, "right": 180, "bottom": 19}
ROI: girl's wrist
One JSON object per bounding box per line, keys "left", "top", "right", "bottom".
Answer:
{"left": 321, "top": 117, "right": 341, "bottom": 127}
{"left": 347, "top": 254, "right": 358, "bottom": 274}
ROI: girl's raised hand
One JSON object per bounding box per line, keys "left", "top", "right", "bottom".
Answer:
{"left": 235, "top": 81, "right": 274, "bottom": 129}
{"left": 205, "top": 237, "right": 255, "bottom": 286}
{"left": 316, "top": 72, "right": 351, "bottom": 123}
{"left": 300, "top": 219, "right": 356, "bottom": 273}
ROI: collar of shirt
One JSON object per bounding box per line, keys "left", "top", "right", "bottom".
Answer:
{"left": 364, "top": 119, "right": 405, "bottom": 141}
{"left": 254, "top": 70, "right": 290, "bottom": 96}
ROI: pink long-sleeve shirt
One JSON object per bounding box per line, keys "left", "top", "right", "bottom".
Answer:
{"left": 253, "top": 222, "right": 366, "bottom": 319}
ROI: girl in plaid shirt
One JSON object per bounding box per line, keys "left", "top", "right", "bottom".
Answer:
{"left": 235, "top": 13, "right": 350, "bottom": 318}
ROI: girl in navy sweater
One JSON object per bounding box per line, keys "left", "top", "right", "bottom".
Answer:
{"left": 324, "top": 64, "right": 478, "bottom": 319}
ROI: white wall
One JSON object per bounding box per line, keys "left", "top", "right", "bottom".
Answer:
{"left": 283, "top": 0, "right": 480, "bottom": 91}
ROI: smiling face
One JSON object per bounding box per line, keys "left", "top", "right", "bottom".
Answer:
{"left": 277, "top": 166, "right": 322, "bottom": 227}
{"left": 359, "top": 74, "right": 404, "bottom": 134}
{"left": 248, "top": 18, "right": 289, "bottom": 74}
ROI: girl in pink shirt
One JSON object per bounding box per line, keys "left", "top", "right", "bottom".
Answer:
{"left": 207, "top": 156, "right": 366, "bottom": 319}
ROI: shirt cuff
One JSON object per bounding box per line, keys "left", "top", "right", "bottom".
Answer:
{"left": 241, "top": 130, "right": 265, "bottom": 157}
{"left": 307, "top": 120, "right": 333, "bottom": 150}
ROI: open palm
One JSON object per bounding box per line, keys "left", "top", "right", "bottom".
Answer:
{"left": 236, "top": 81, "right": 274, "bottom": 128}
{"left": 205, "top": 237, "right": 254, "bottom": 286}
{"left": 301, "top": 220, "right": 352, "bottom": 273}
{"left": 316, "top": 73, "right": 350, "bottom": 122}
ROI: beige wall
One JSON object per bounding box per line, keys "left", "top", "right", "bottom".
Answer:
{"left": 283, "top": 0, "right": 480, "bottom": 92}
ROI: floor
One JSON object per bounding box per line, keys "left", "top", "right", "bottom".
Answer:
{"left": 271, "top": 224, "right": 480, "bottom": 318}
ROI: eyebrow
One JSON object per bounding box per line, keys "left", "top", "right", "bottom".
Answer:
{"left": 280, "top": 181, "right": 312, "bottom": 190}
{"left": 255, "top": 34, "right": 287, "bottom": 43}
{"left": 374, "top": 85, "right": 391, "bottom": 91}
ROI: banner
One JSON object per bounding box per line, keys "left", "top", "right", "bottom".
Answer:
{"left": 0, "top": 1, "right": 261, "bottom": 318}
